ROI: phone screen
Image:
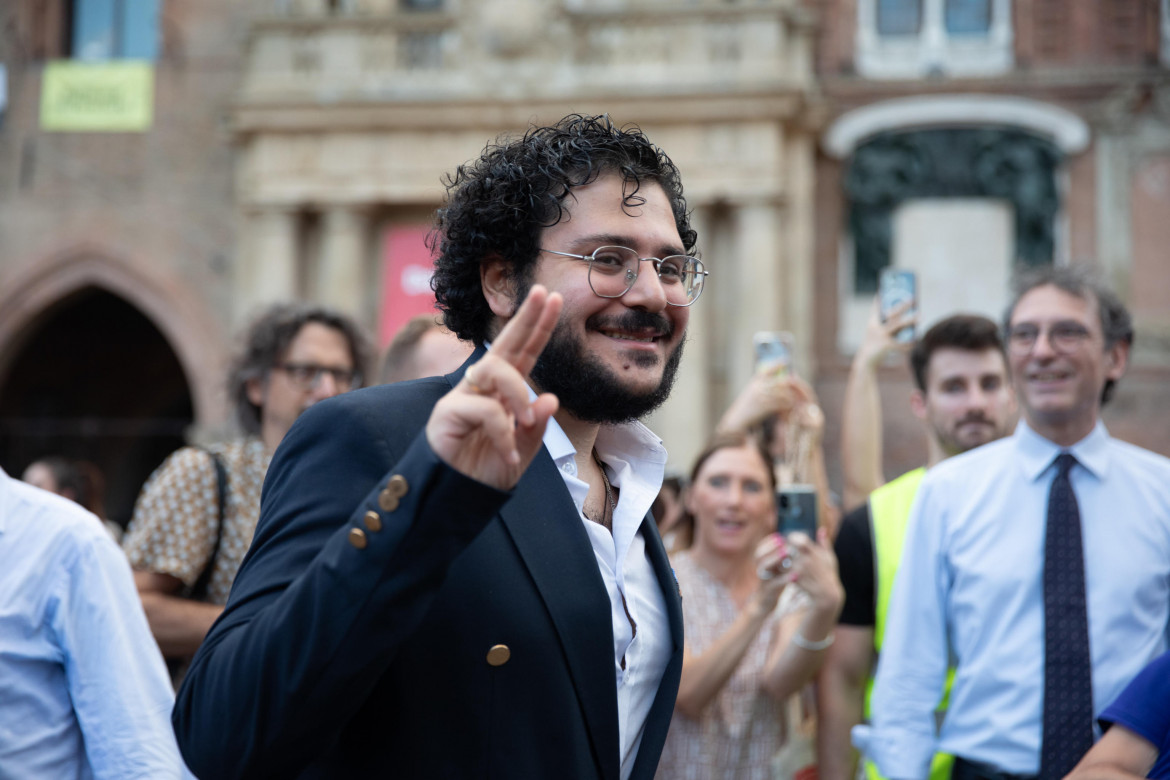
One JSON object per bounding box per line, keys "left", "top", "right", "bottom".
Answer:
{"left": 878, "top": 268, "right": 917, "bottom": 344}
{"left": 753, "top": 331, "right": 794, "bottom": 375}
{"left": 776, "top": 485, "right": 818, "bottom": 538}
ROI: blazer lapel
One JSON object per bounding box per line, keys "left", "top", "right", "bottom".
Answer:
{"left": 498, "top": 448, "right": 622, "bottom": 780}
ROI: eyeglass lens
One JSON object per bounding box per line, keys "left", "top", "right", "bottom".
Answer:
{"left": 587, "top": 246, "right": 704, "bottom": 305}
{"left": 278, "top": 363, "right": 358, "bottom": 390}
{"left": 1008, "top": 323, "right": 1091, "bottom": 354}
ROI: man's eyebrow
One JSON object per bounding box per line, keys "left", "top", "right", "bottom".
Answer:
{"left": 569, "top": 233, "right": 688, "bottom": 257}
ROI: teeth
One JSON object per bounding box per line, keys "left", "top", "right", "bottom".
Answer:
{"left": 601, "top": 330, "right": 654, "bottom": 343}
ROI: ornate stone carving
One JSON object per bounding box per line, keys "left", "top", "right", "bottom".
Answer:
{"left": 846, "top": 128, "right": 1061, "bottom": 292}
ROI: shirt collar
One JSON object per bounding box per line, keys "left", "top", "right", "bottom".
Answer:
{"left": 1014, "top": 418, "right": 1111, "bottom": 482}
{"left": 541, "top": 404, "right": 668, "bottom": 479}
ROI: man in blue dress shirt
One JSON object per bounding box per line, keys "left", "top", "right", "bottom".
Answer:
{"left": 866, "top": 266, "right": 1170, "bottom": 780}
{"left": 0, "top": 465, "right": 188, "bottom": 778}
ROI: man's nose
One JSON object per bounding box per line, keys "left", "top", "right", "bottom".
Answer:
{"left": 621, "top": 260, "right": 669, "bottom": 311}
{"left": 312, "top": 370, "right": 342, "bottom": 399}
{"left": 967, "top": 387, "right": 993, "bottom": 412}
{"left": 1031, "top": 329, "right": 1060, "bottom": 359}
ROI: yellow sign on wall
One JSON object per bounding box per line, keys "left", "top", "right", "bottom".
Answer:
{"left": 40, "top": 61, "right": 154, "bottom": 132}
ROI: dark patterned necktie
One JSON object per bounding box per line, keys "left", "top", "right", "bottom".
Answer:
{"left": 1039, "top": 452, "right": 1094, "bottom": 780}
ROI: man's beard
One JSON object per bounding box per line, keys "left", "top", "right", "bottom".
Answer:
{"left": 937, "top": 413, "right": 1004, "bottom": 457}
{"left": 529, "top": 309, "right": 685, "bottom": 425}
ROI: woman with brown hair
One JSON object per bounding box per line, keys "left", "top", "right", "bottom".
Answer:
{"left": 656, "top": 432, "right": 843, "bottom": 780}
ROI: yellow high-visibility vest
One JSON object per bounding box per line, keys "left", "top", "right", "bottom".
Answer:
{"left": 864, "top": 468, "right": 954, "bottom": 780}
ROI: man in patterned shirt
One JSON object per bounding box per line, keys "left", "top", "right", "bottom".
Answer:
{"left": 124, "top": 303, "right": 371, "bottom": 670}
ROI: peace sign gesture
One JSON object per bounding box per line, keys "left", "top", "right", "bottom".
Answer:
{"left": 425, "top": 285, "right": 563, "bottom": 491}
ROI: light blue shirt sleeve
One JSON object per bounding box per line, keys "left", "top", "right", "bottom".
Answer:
{"left": 0, "top": 471, "right": 189, "bottom": 780}
{"left": 869, "top": 475, "right": 952, "bottom": 780}
{"left": 55, "top": 533, "right": 187, "bottom": 779}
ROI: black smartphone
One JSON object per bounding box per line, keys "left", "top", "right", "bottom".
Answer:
{"left": 878, "top": 267, "right": 917, "bottom": 344}
{"left": 777, "top": 484, "right": 818, "bottom": 538}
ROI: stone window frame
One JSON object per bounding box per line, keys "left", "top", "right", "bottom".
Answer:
{"left": 855, "top": 0, "right": 1013, "bottom": 79}
{"left": 823, "top": 95, "right": 1091, "bottom": 354}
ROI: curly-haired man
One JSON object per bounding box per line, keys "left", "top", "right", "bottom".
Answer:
{"left": 175, "top": 115, "right": 707, "bottom": 779}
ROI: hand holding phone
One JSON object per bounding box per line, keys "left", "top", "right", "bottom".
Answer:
{"left": 878, "top": 268, "right": 917, "bottom": 344}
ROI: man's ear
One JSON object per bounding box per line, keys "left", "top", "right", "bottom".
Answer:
{"left": 246, "top": 376, "right": 267, "bottom": 408}
{"left": 909, "top": 388, "right": 928, "bottom": 422}
{"left": 481, "top": 256, "right": 518, "bottom": 319}
{"left": 1105, "top": 339, "right": 1130, "bottom": 382}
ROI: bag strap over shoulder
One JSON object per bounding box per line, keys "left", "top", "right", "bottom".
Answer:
{"left": 190, "top": 448, "right": 228, "bottom": 601}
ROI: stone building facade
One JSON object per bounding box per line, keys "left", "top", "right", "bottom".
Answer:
{"left": 0, "top": 0, "right": 821, "bottom": 521}
{"left": 5, "top": 0, "right": 1164, "bottom": 522}
{"left": 811, "top": 0, "right": 1170, "bottom": 496}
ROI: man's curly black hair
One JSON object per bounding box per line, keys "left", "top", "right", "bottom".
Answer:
{"left": 430, "top": 114, "right": 698, "bottom": 345}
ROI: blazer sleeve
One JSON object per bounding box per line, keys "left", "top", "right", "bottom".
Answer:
{"left": 172, "top": 385, "right": 510, "bottom": 779}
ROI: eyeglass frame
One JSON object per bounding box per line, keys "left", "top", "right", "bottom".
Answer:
{"left": 1006, "top": 321, "right": 1096, "bottom": 356}
{"left": 540, "top": 245, "right": 709, "bottom": 307}
{"left": 273, "top": 362, "right": 361, "bottom": 391}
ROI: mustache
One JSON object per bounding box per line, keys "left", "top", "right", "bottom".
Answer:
{"left": 957, "top": 412, "right": 992, "bottom": 426}
{"left": 585, "top": 309, "right": 674, "bottom": 339}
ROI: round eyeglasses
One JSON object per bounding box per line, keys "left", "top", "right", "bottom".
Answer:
{"left": 1007, "top": 322, "right": 1094, "bottom": 356}
{"left": 274, "top": 363, "right": 360, "bottom": 392}
{"left": 541, "top": 246, "right": 708, "bottom": 307}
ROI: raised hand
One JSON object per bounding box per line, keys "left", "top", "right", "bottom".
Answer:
{"left": 753, "top": 533, "right": 794, "bottom": 613}
{"left": 425, "top": 285, "right": 563, "bottom": 491}
{"left": 860, "top": 295, "right": 917, "bottom": 368}
{"left": 784, "top": 528, "right": 843, "bottom": 614}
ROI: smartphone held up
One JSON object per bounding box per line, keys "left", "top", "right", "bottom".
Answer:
{"left": 777, "top": 484, "right": 818, "bottom": 540}
{"left": 878, "top": 268, "right": 917, "bottom": 344}
{"left": 753, "top": 331, "right": 795, "bottom": 376}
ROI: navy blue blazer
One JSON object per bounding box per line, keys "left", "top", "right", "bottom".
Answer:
{"left": 173, "top": 356, "right": 684, "bottom": 779}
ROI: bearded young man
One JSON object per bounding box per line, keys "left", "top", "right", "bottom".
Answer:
{"left": 173, "top": 115, "right": 707, "bottom": 779}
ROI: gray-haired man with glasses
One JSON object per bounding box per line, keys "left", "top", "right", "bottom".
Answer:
{"left": 124, "top": 303, "right": 370, "bottom": 678}
{"left": 175, "top": 114, "right": 702, "bottom": 779}
{"left": 866, "top": 266, "right": 1170, "bottom": 780}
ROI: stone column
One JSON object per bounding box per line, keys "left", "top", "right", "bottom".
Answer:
{"left": 238, "top": 205, "right": 299, "bottom": 322}
{"left": 729, "top": 197, "right": 785, "bottom": 390}
{"left": 314, "top": 205, "right": 367, "bottom": 318}
{"left": 782, "top": 132, "right": 816, "bottom": 375}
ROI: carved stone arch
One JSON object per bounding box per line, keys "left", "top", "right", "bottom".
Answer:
{"left": 0, "top": 245, "right": 228, "bottom": 428}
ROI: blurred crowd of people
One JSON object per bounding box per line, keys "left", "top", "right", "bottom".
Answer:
{"left": 3, "top": 114, "right": 1168, "bottom": 780}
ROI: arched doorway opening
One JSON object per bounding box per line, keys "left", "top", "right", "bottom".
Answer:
{"left": 0, "top": 287, "right": 194, "bottom": 528}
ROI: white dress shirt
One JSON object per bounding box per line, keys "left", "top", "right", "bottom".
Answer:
{"left": 543, "top": 414, "right": 673, "bottom": 780}
{"left": 866, "top": 421, "right": 1170, "bottom": 779}
{"left": 0, "top": 467, "right": 189, "bottom": 779}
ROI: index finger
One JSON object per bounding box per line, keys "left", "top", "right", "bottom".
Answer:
{"left": 488, "top": 285, "right": 563, "bottom": 377}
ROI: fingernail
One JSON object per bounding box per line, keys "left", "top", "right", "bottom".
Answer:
{"left": 522, "top": 407, "right": 535, "bottom": 426}
{"left": 509, "top": 449, "right": 521, "bottom": 465}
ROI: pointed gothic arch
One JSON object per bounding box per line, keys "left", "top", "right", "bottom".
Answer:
{"left": 0, "top": 248, "right": 228, "bottom": 525}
